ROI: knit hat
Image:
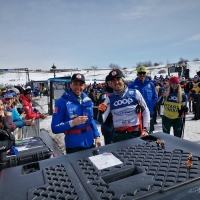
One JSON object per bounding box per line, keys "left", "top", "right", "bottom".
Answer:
{"left": 9, "top": 89, "right": 17, "bottom": 97}
{"left": 169, "top": 76, "right": 179, "bottom": 83}
{"left": 105, "top": 74, "right": 112, "bottom": 82}
{"left": 14, "top": 85, "right": 24, "bottom": 94}
{"left": 1, "top": 90, "right": 13, "bottom": 99}
{"left": 24, "top": 88, "right": 32, "bottom": 96}
{"left": 11, "top": 87, "right": 20, "bottom": 94}
{"left": 109, "top": 69, "right": 125, "bottom": 80}
{"left": 1, "top": 88, "right": 7, "bottom": 93}
{"left": 137, "top": 66, "right": 147, "bottom": 73}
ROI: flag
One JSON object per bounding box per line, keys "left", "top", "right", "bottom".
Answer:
{"left": 102, "top": 94, "right": 108, "bottom": 100}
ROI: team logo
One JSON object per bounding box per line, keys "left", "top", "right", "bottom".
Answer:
{"left": 114, "top": 98, "right": 133, "bottom": 106}
{"left": 76, "top": 74, "right": 82, "bottom": 79}
{"left": 54, "top": 107, "right": 58, "bottom": 113}
{"left": 168, "top": 96, "right": 178, "bottom": 101}
{"left": 139, "top": 66, "right": 145, "bottom": 71}
{"left": 69, "top": 108, "right": 76, "bottom": 112}
{"left": 122, "top": 119, "right": 131, "bottom": 124}
{"left": 129, "top": 91, "right": 134, "bottom": 95}
{"left": 112, "top": 71, "right": 117, "bottom": 76}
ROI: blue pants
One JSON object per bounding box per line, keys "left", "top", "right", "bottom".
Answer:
{"left": 101, "top": 124, "right": 114, "bottom": 145}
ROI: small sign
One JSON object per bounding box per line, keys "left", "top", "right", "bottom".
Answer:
{"left": 89, "top": 153, "right": 122, "bottom": 170}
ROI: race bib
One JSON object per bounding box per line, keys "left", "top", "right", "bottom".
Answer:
{"left": 164, "top": 101, "right": 182, "bottom": 119}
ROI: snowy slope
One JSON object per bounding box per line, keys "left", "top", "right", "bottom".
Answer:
{"left": 1, "top": 61, "right": 200, "bottom": 86}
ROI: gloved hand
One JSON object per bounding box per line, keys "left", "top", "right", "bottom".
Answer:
{"left": 98, "top": 103, "right": 107, "bottom": 112}
{"left": 135, "top": 104, "right": 145, "bottom": 114}
{"left": 182, "top": 105, "right": 188, "bottom": 113}
{"left": 177, "top": 108, "right": 182, "bottom": 117}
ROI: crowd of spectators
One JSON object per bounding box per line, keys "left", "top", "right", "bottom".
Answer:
{"left": 0, "top": 84, "right": 47, "bottom": 153}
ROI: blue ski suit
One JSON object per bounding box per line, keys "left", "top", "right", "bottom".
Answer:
{"left": 51, "top": 89, "right": 100, "bottom": 148}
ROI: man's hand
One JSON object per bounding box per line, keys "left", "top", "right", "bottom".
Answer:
{"left": 26, "top": 119, "right": 35, "bottom": 126}
{"left": 98, "top": 103, "right": 107, "bottom": 112}
{"left": 40, "top": 113, "right": 47, "bottom": 119}
{"left": 95, "top": 137, "right": 101, "bottom": 147}
{"left": 140, "top": 128, "right": 148, "bottom": 136}
{"left": 72, "top": 116, "right": 88, "bottom": 126}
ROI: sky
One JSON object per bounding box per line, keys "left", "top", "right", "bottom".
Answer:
{"left": 0, "top": 0, "right": 200, "bottom": 70}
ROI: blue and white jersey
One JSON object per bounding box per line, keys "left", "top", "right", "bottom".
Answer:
{"left": 103, "top": 88, "right": 150, "bottom": 128}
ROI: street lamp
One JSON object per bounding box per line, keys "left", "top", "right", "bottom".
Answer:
{"left": 51, "top": 63, "right": 56, "bottom": 78}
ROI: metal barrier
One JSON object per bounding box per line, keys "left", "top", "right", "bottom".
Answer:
{"left": 21, "top": 119, "right": 40, "bottom": 138}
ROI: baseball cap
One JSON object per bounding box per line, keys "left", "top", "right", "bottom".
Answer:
{"left": 109, "top": 69, "right": 125, "bottom": 80}
{"left": 194, "top": 75, "right": 199, "bottom": 79}
{"left": 71, "top": 73, "right": 85, "bottom": 83}
{"left": 137, "top": 66, "right": 147, "bottom": 73}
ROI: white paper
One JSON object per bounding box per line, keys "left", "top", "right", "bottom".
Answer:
{"left": 89, "top": 153, "right": 122, "bottom": 170}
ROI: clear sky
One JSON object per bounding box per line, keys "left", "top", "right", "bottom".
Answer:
{"left": 0, "top": 0, "right": 200, "bottom": 70}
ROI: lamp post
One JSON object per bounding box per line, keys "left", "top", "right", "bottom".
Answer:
{"left": 51, "top": 63, "right": 56, "bottom": 78}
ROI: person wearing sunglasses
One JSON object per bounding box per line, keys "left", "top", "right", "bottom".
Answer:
{"left": 158, "top": 76, "right": 188, "bottom": 138}
{"left": 128, "top": 66, "right": 158, "bottom": 134}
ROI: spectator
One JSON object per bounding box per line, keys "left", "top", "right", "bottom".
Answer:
{"left": 129, "top": 66, "right": 158, "bottom": 134}
{"left": 88, "top": 89, "right": 97, "bottom": 106}
{"left": 21, "top": 89, "right": 46, "bottom": 121}
{"left": 98, "top": 74, "right": 114, "bottom": 145}
{"left": 0, "top": 98, "right": 15, "bottom": 151}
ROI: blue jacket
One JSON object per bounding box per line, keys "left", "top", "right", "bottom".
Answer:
{"left": 6, "top": 106, "right": 26, "bottom": 128}
{"left": 129, "top": 77, "right": 158, "bottom": 115}
{"left": 51, "top": 89, "right": 100, "bottom": 148}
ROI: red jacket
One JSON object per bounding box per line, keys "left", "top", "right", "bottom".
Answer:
{"left": 21, "top": 95, "right": 40, "bottom": 120}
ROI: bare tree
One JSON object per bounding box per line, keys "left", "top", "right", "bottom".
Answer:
{"left": 154, "top": 63, "right": 160, "bottom": 66}
{"left": 109, "top": 63, "right": 121, "bottom": 69}
{"left": 193, "top": 58, "right": 200, "bottom": 61}
{"left": 136, "top": 60, "right": 152, "bottom": 68}
{"left": 178, "top": 57, "right": 189, "bottom": 64}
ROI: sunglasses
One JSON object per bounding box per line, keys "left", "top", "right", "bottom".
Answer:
{"left": 138, "top": 72, "right": 146, "bottom": 75}
{"left": 171, "top": 82, "right": 179, "bottom": 86}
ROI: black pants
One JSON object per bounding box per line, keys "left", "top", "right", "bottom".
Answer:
{"left": 66, "top": 144, "right": 95, "bottom": 154}
{"left": 193, "top": 95, "right": 200, "bottom": 119}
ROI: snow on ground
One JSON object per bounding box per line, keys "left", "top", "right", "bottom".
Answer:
{"left": 1, "top": 61, "right": 200, "bottom": 86}
{"left": 1, "top": 61, "right": 200, "bottom": 153}
{"left": 34, "top": 96, "right": 200, "bottom": 154}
